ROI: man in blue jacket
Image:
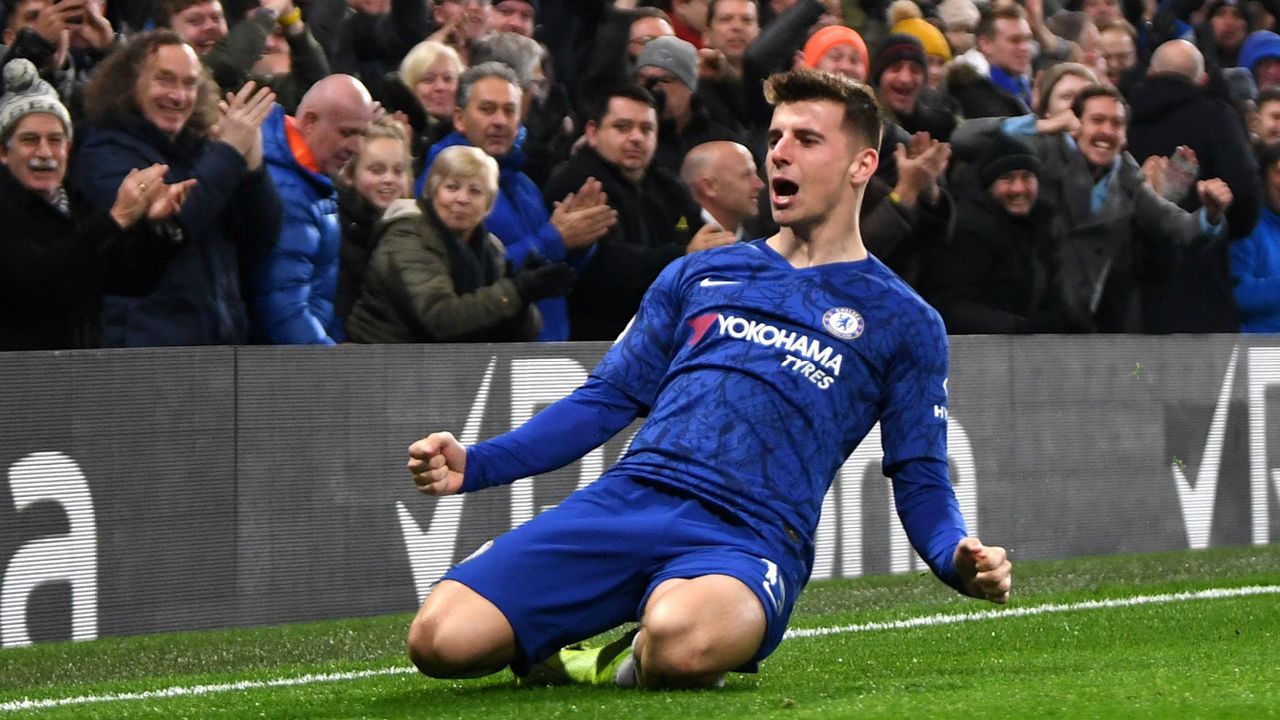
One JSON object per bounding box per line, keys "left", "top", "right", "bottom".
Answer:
{"left": 415, "top": 61, "right": 616, "bottom": 341}
{"left": 256, "top": 73, "right": 374, "bottom": 344}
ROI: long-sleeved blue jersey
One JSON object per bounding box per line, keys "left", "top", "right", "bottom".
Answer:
{"left": 462, "top": 238, "right": 969, "bottom": 592}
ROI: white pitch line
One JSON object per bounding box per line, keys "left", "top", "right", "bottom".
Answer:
{"left": 783, "top": 584, "right": 1280, "bottom": 639}
{"left": 4, "top": 584, "right": 1278, "bottom": 713}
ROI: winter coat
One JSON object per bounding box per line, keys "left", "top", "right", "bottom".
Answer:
{"left": 345, "top": 197, "right": 540, "bottom": 343}
{"left": 0, "top": 166, "right": 185, "bottom": 350}
{"left": 922, "top": 192, "right": 1076, "bottom": 333}
{"left": 1126, "top": 73, "right": 1259, "bottom": 333}
{"left": 335, "top": 182, "right": 382, "bottom": 322}
{"left": 256, "top": 105, "right": 345, "bottom": 344}
{"left": 542, "top": 144, "right": 703, "bottom": 340}
{"left": 945, "top": 62, "right": 1030, "bottom": 120}
{"left": 415, "top": 129, "right": 585, "bottom": 341}
{"left": 952, "top": 118, "right": 1219, "bottom": 331}
{"left": 69, "top": 115, "right": 282, "bottom": 346}
{"left": 1231, "top": 204, "right": 1280, "bottom": 333}
{"left": 203, "top": 10, "right": 331, "bottom": 113}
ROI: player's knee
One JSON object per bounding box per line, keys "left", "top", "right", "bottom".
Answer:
{"left": 641, "top": 605, "right": 720, "bottom": 678}
{"left": 406, "top": 614, "right": 476, "bottom": 677}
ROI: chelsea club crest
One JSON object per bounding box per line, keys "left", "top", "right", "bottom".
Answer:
{"left": 822, "top": 307, "right": 864, "bottom": 340}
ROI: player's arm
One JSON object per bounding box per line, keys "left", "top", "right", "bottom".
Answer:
{"left": 408, "top": 260, "right": 688, "bottom": 496}
{"left": 880, "top": 311, "right": 1012, "bottom": 602}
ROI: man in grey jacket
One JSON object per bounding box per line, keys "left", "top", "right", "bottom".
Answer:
{"left": 951, "top": 84, "right": 1234, "bottom": 332}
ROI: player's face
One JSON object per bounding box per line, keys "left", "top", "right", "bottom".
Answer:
{"left": 1071, "top": 95, "right": 1126, "bottom": 169}
{"left": 766, "top": 99, "right": 872, "bottom": 229}
{"left": 989, "top": 169, "right": 1038, "bottom": 217}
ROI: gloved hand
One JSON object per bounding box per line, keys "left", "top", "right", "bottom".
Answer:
{"left": 513, "top": 254, "right": 575, "bottom": 302}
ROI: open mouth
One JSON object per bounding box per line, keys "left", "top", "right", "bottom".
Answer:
{"left": 772, "top": 178, "right": 798, "bottom": 197}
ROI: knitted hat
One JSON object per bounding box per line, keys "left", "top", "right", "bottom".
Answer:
{"left": 1239, "top": 29, "right": 1280, "bottom": 75}
{"left": 936, "top": 0, "right": 979, "bottom": 31}
{"left": 0, "top": 59, "right": 72, "bottom": 142}
{"left": 892, "top": 17, "right": 951, "bottom": 61}
{"left": 801, "top": 25, "right": 870, "bottom": 75}
{"left": 870, "top": 33, "right": 927, "bottom": 85}
{"left": 978, "top": 132, "right": 1040, "bottom": 187}
{"left": 636, "top": 36, "right": 698, "bottom": 91}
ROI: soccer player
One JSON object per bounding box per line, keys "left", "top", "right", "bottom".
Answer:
{"left": 405, "top": 69, "right": 1013, "bottom": 689}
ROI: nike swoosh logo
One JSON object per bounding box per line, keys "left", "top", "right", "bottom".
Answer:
{"left": 699, "top": 278, "right": 740, "bottom": 287}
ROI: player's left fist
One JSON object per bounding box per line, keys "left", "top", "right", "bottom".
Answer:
{"left": 954, "top": 537, "right": 1012, "bottom": 604}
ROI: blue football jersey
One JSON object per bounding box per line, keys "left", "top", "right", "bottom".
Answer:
{"left": 596, "top": 239, "right": 951, "bottom": 549}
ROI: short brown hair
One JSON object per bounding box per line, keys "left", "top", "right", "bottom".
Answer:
{"left": 763, "top": 69, "right": 882, "bottom": 151}
{"left": 153, "top": 0, "right": 218, "bottom": 27}
{"left": 976, "top": 3, "right": 1027, "bottom": 40}
{"left": 82, "top": 31, "right": 220, "bottom": 138}
{"left": 1071, "top": 83, "right": 1128, "bottom": 123}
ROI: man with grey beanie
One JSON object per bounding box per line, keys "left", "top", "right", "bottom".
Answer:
{"left": 0, "top": 58, "right": 195, "bottom": 350}
{"left": 634, "top": 34, "right": 742, "bottom": 176}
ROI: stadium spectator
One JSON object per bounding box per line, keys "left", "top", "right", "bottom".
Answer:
{"left": 1198, "top": 0, "right": 1250, "bottom": 68}
{"left": 0, "top": 0, "right": 117, "bottom": 101}
{"left": 404, "top": 69, "right": 1011, "bottom": 690}
{"left": 1096, "top": 18, "right": 1139, "bottom": 88}
{"left": 72, "top": 31, "right": 282, "bottom": 347}
{"left": 1238, "top": 29, "right": 1280, "bottom": 91}
{"left": 485, "top": 0, "right": 536, "bottom": 37}
{"left": 379, "top": 40, "right": 463, "bottom": 172}
{"left": 577, "top": 4, "right": 673, "bottom": 113}
{"left": 1078, "top": 0, "right": 1124, "bottom": 26}
{"left": 1231, "top": 141, "right": 1280, "bottom": 331}
{"left": 889, "top": 0, "right": 953, "bottom": 89}
{"left": 253, "top": 73, "right": 375, "bottom": 344}
{"left": 799, "top": 23, "right": 868, "bottom": 80}
{"left": 937, "top": 0, "right": 980, "bottom": 55}
{"left": 667, "top": 0, "right": 708, "bottom": 48}
{"left": 415, "top": 62, "right": 615, "bottom": 341}
{"left": 923, "top": 132, "right": 1074, "bottom": 334}
{"left": 951, "top": 84, "right": 1236, "bottom": 332}
{"left": 335, "top": 119, "right": 412, "bottom": 321}
{"left": 635, "top": 35, "right": 742, "bottom": 176}
{"left": 679, "top": 139, "right": 763, "bottom": 240}
{"left": 427, "top": 0, "right": 491, "bottom": 64}
{"left": 947, "top": 4, "right": 1035, "bottom": 118}
{"left": 1127, "top": 39, "right": 1260, "bottom": 333}
{"left": 870, "top": 32, "right": 957, "bottom": 141}
{"left": 467, "top": 31, "right": 575, "bottom": 187}
{"left": 1251, "top": 86, "right": 1280, "bottom": 145}
{"left": 329, "top": 0, "right": 432, "bottom": 93}
{"left": 1033, "top": 61, "right": 1099, "bottom": 119}
{"left": 702, "top": 0, "right": 760, "bottom": 76}
{"left": 346, "top": 144, "right": 571, "bottom": 342}
{"left": 0, "top": 58, "right": 195, "bottom": 350}
{"left": 156, "top": 0, "right": 331, "bottom": 113}
{"left": 542, "top": 84, "right": 728, "bottom": 340}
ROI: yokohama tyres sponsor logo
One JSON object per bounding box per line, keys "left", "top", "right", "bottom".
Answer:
{"left": 715, "top": 314, "right": 845, "bottom": 386}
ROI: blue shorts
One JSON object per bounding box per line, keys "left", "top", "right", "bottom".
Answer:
{"left": 442, "top": 473, "right": 804, "bottom": 674}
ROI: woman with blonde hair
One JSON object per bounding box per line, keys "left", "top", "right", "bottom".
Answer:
{"left": 379, "top": 40, "right": 465, "bottom": 170}
{"left": 347, "top": 145, "right": 572, "bottom": 343}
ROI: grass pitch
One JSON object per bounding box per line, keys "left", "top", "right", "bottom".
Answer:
{"left": 2, "top": 544, "right": 1278, "bottom": 719}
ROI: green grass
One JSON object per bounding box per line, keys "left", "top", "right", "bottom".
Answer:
{"left": 2, "top": 544, "right": 1279, "bottom": 719}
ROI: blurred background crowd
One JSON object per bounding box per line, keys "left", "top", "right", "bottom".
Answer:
{"left": 5, "top": 0, "right": 1280, "bottom": 350}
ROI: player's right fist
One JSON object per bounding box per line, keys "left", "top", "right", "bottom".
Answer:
{"left": 408, "top": 432, "right": 467, "bottom": 496}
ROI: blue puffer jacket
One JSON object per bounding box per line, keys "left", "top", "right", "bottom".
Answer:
{"left": 415, "top": 128, "right": 591, "bottom": 341}
{"left": 69, "top": 115, "right": 282, "bottom": 347}
{"left": 255, "top": 105, "right": 344, "bottom": 344}
{"left": 1232, "top": 205, "right": 1280, "bottom": 333}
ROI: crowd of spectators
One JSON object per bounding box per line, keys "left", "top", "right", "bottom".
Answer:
{"left": 4, "top": 0, "right": 1280, "bottom": 350}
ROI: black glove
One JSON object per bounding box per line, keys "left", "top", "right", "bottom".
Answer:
{"left": 513, "top": 256, "right": 574, "bottom": 302}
